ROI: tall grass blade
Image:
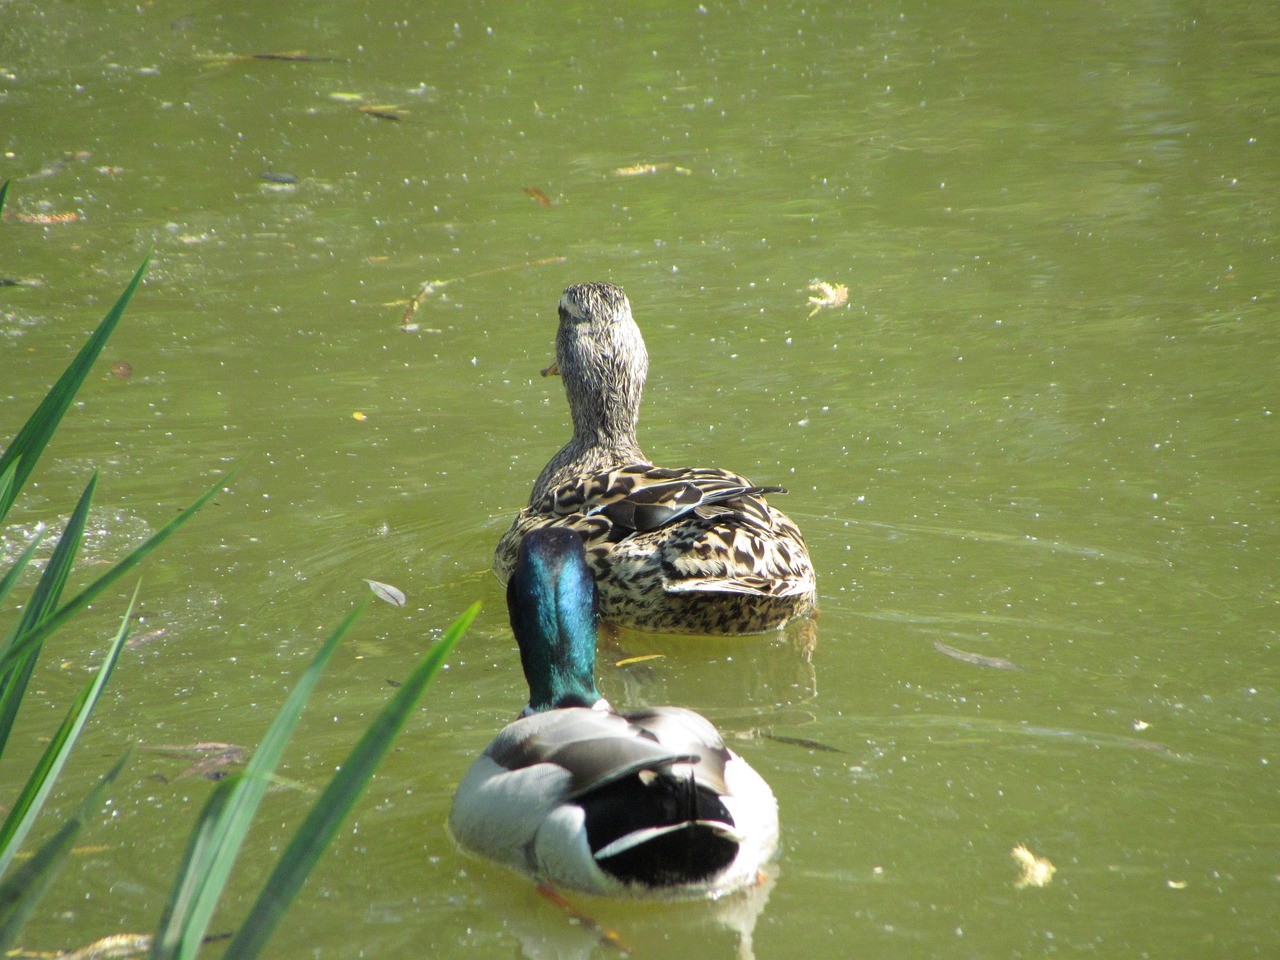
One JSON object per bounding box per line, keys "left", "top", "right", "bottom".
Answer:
{"left": 0, "top": 462, "right": 14, "bottom": 523}
{"left": 0, "top": 467, "right": 234, "bottom": 682}
{"left": 222, "top": 601, "right": 480, "bottom": 960}
{"left": 0, "top": 255, "right": 148, "bottom": 521}
{"left": 0, "top": 475, "right": 96, "bottom": 757}
{"left": 0, "top": 178, "right": 8, "bottom": 214}
{"left": 151, "top": 601, "right": 370, "bottom": 960}
{"left": 0, "top": 528, "right": 46, "bottom": 608}
{"left": 0, "top": 750, "right": 131, "bottom": 952}
{"left": 0, "top": 583, "right": 139, "bottom": 880}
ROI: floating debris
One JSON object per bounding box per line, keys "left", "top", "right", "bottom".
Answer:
{"left": 615, "top": 653, "right": 665, "bottom": 667}
{"left": 252, "top": 51, "right": 341, "bottom": 63}
{"left": 124, "top": 627, "right": 166, "bottom": 650}
{"left": 933, "top": 640, "right": 1024, "bottom": 672}
{"left": 199, "top": 51, "right": 341, "bottom": 68}
{"left": 260, "top": 170, "right": 298, "bottom": 184}
{"left": 611, "top": 162, "right": 692, "bottom": 177}
{"left": 522, "top": 186, "right": 553, "bottom": 206}
{"left": 806, "top": 280, "right": 848, "bottom": 317}
{"left": 359, "top": 104, "right": 406, "bottom": 121}
{"left": 352, "top": 411, "right": 367, "bottom": 421}
{"left": 144, "top": 742, "right": 247, "bottom": 782}
{"left": 760, "top": 731, "right": 843, "bottom": 753}
{"left": 396, "top": 256, "right": 567, "bottom": 329}
{"left": 1012, "top": 844, "right": 1056, "bottom": 888}
{"left": 42, "top": 932, "right": 153, "bottom": 960}
{"left": 109, "top": 361, "right": 133, "bottom": 380}
{"left": 14, "top": 211, "right": 79, "bottom": 224}
{"left": 364, "top": 578, "right": 406, "bottom": 607}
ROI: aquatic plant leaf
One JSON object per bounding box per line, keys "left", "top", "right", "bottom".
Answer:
{"left": 221, "top": 601, "right": 479, "bottom": 960}
{"left": 0, "top": 256, "right": 148, "bottom": 521}
{"left": 151, "top": 600, "right": 369, "bottom": 960}
{"left": 0, "top": 524, "right": 44, "bottom": 609}
{"left": 363, "top": 578, "right": 406, "bottom": 607}
{"left": 0, "top": 475, "right": 95, "bottom": 758}
{"left": 0, "top": 467, "right": 234, "bottom": 683}
{"left": 0, "top": 750, "right": 130, "bottom": 951}
{"left": 0, "top": 584, "right": 137, "bottom": 881}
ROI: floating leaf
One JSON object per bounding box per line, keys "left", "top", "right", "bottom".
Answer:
{"left": 612, "top": 162, "right": 668, "bottom": 176}
{"left": 109, "top": 361, "right": 133, "bottom": 380}
{"left": 364, "top": 579, "right": 406, "bottom": 607}
{"left": 143, "top": 742, "right": 248, "bottom": 781}
{"left": 358, "top": 104, "right": 405, "bottom": 121}
{"left": 522, "top": 186, "right": 552, "bottom": 206}
{"left": 352, "top": 411, "right": 367, "bottom": 422}
{"left": 1012, "top": 844, "right": 1056, "bottom": 888}
{"left": 615, "top": 653, "right": 664, "bottom": 667}
{"left": 806, "top": 280, "right": 848, "bottom": 317}
{"left": 14, "top": 211, "right": 79, "bottom": 224}
{"left": 933, "top": 640, "right": 1024, "bottom": 672}
{"left": 252, "top": 52, "right": 340, "bottom": 63}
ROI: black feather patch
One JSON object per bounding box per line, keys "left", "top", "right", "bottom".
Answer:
{"left": 581, "top": 771, "right": 738, "bottom": 886}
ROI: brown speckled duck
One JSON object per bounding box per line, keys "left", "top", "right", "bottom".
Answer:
{"left": 493, "top": 282, "right": 816, "bottom": 635}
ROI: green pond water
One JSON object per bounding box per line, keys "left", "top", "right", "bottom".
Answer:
{"left": 2, "top": 1, "right": 1276, "bottom": 957}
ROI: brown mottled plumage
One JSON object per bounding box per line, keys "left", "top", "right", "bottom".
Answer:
{"left": 494, "top": 282, "right": 816, "bottom": 635}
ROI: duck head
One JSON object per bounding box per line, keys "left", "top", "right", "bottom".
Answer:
{"left": 555, "top": 282, "right": 649, "bottom": 449}
{"left": 508, "top": 527, "right": 603, "bottom": 715}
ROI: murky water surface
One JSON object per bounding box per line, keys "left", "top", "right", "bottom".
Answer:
{"left": 2, "top": 2, "right": 1276, "bottom": 957}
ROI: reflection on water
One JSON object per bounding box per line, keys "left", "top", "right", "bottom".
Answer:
{"left": 458, "top": 857, "right": 778, "bottom": 960}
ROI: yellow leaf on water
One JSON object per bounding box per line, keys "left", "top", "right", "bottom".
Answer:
{"left": 352, "top": 411, "right": 367, "bottom": 421}
{"left": 612, "top": 162, "right": 668, "bottom": 176}
{"left": 615, "top": 653, "right": 665, "bottom": 667}
{"left": 1012, "top": 844, "right": 1056, "bottom": 888}
{"left": 806, "top": 280, "right": 848, "bottom": 317}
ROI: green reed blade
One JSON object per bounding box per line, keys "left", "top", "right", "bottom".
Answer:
{"left": 0, "top": 750, "right": 131, "bottom": 951}
{"left": 221, "top": 601, "right": 479, "bottom": 960}
{"left": 0, "top": 475, "right": 96, "bottom": 757}
{"left": 0, "top": 256, "right": 148, "bottom": 522}
{"left": 0, "top": 528, "right": 45, "bottom": 609}
{"left": 0, "top": 462, "right": 14, "bottom": 523}
{"left": 0, "top": 466, "right": 234, "bottom": 683}
{"left": 151, "top": 600, "right": 370, "bottom": 960}
{"left": 0, "top": 583, "right": 138, "bottom": 880}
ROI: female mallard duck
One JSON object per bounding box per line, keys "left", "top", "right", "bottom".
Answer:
{"left": 493, "top": 281, "right": 816, "bottom": 635}
{"left": 451, "top": 527, "right": 778, "bottom": 898}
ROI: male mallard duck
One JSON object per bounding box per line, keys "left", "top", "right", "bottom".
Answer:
{"left": 451, "top": 527, "right": 778, "bottom": 898}
{"left": 493, "top": 281, "right": 816, "bottom": 635}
